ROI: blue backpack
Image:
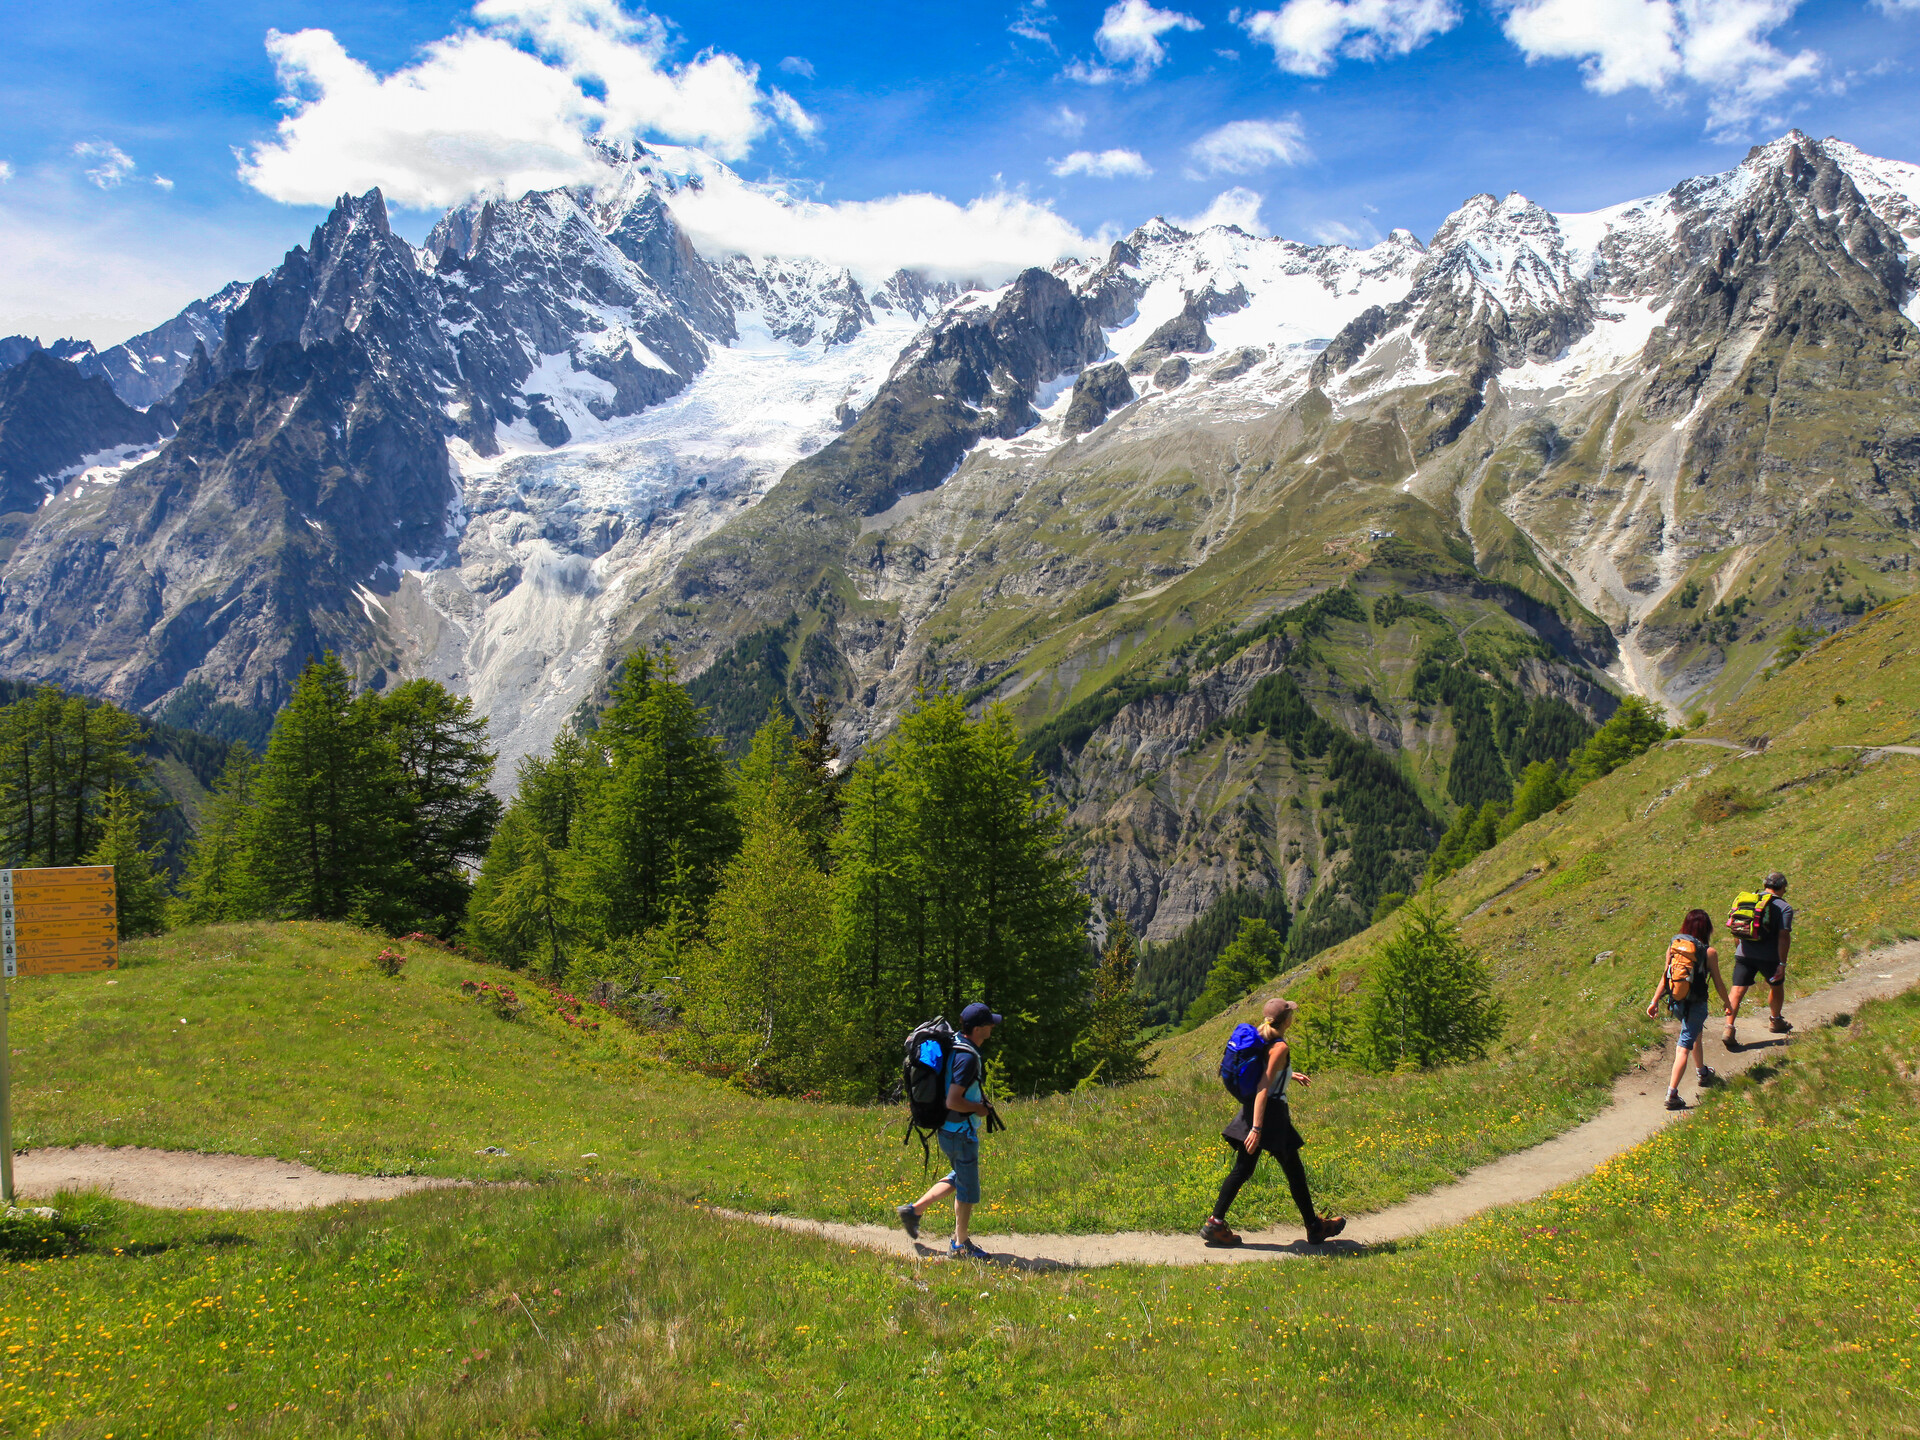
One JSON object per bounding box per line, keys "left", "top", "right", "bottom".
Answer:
{"left": 1219, "top": 1023, "right": 1271, "bottom": 1101}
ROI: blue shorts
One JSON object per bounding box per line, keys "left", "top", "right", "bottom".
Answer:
{"left": 1671, "top": 998, "right": 1710, "bottom": 1051}
{"left": 937, "top": 1127, "right": 981, "bottom": 1205}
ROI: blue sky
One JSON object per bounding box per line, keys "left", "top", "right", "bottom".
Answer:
{"left": 4, "top": 0, "right": 1919, "bottom": 344}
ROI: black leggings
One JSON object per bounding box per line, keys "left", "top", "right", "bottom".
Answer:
{"left": 1213, "top": 1138, "right": 1317, "bottom": 1228}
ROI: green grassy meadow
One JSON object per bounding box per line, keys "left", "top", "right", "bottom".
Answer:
{"left": 9, "top": 597, "right": 1920, "bottom": 1242}
{"left": 3, "top": 599, "right": 1919, "bottom": 1436}
{"left": 6, "top": 986, "right": 1918, "bottom": 1438}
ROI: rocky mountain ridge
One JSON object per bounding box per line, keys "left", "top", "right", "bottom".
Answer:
{"left": 1, "top": 130, "right": 1916, "bottom": 951}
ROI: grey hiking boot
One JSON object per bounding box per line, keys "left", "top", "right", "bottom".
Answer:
{"left": 895, "top": 1203, "right": 920, "bottom": 1240}
{"left": 1665, "top": 1091, "right": 1688, "bottom": 1111}
{"left": 1697, "top": 1066, "right": 1719, "bottom": 1087}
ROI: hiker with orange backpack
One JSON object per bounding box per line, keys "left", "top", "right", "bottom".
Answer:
{"left": 1645, "top": 908, "right": 1731, "bottom": 1111}
{"left": 1202, "top": 997, "right": 1345, "bottom": 1248}
{"left": 1724, "top": 872, "right": 1794, "bottom": 1045}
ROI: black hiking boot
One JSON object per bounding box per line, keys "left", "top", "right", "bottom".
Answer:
{"left": 1307, "top": 1215, "right": 1346, "bottom": 1244}
{"left": 895, "top": 1203, "right": 920, "bottom": 1240}
{"left": 1201, "top": 1216, "right": 1242, "bottom": 1247}
{"left": 1769, "top": 1014, "right": 1794, "bottom": 1034}
{"left": 1697, "top": 1066, "right": 1719, "bottom": 1087}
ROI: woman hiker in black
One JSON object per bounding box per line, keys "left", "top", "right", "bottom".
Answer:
{"left": 1202, "top": 998, "right": 1346, "bottom": 1247}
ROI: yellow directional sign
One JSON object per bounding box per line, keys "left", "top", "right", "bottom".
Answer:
{"left": 3, "top": 866, "right": 119, "bottom": 977}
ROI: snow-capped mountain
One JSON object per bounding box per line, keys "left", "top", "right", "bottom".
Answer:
{"left": 1, "top": 130, "right": 1916, "bottom": 819}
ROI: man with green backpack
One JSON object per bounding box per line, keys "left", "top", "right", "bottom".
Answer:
{"left": 1725, "top": 871, "right": 1794, "bottom": 1045}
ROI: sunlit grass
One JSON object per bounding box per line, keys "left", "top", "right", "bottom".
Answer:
{"left": 6, "top": 990, "right": 1917, "bottom": 1437}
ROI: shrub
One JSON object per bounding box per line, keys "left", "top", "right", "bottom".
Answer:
{"left": 0, "top": 1205, "right": 92, "bottom": 1259}
{"left": 1693, "top": 786, "right": 1766, "bottom": 825}
{"left": 370, "top": 947, "right": 407, "bottom": 977}
{"left": 1358, "top": 897, "right": 1505, "bottom": 1071}
{"left": 460, "top": 979, "right": 524, "bottom": 1019}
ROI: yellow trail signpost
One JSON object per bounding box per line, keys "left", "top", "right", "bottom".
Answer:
{"left": 1, "top": 865, "right": 117, "bottom": 1202}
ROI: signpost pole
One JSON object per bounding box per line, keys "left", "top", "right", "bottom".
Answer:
{"left": 1, "top": 867, "right": 12, "bottom": 1204}
{"left": 1, "top": 978, "right": 12, "bottom": 1204}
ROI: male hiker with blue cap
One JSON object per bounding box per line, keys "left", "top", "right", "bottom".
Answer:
{"left": 896, "top": 1002, "right": 1001, "bottom": 1259}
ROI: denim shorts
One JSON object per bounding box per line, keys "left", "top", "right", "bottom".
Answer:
{"left": 1672, "top": 998, "right": 1710, "bottom": 1051}
{"left": 937, "top": 1127, "right": 981, "bottom": 1205}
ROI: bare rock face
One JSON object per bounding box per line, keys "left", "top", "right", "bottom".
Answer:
{"left": 0, "top": 351, "right": 162, "bottom": 515}
{"left": 1063, "top": 362, "right": 1136, "bottom": 436}
{"left": 1126, "top": 298, "right": 1213, "bottom": 374}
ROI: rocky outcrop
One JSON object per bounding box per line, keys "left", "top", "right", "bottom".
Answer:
{"left": 1063, "top": 362, "right": 1136, "bottom": 436}
{"left": 0, "top": 351, "right": 162, "bottom": 515}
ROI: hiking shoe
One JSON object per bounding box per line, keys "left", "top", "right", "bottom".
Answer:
{"left": 1307, "top": 1215, "right": 1346, "bottom": 1244}
{"left": 1665, "top": 1091, "right": 1688, "bottom": 1111}
{"left": 1769, "top": 1015, "right": 1793, "bottom": 1034}
{"left": 949, "top": 1238, "right": 990, "bottom": 1260}
{"left": 1697, "top": 1066, "right": 1719, "bottom": 1087}
{"left": 1723, "top": 1021, "right": 1738, "bottom": 1046}
{"left": 1201, "top": 1216, "right": 1242, "bottom": 1247}
{"left": 895, "top": 1203, "right": 920, "bottom": 1241}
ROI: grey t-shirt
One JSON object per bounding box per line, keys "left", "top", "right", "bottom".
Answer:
{"left": 1735, "top": 895, "right": 1794, "bottom": 965}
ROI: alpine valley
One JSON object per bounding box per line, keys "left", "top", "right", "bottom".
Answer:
{"left": 3, "top": 131, "right": 1917, "bottom": 979}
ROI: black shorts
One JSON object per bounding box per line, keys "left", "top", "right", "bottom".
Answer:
{"left": 1732, "top": 955, "right": 1784, "bottom": 989}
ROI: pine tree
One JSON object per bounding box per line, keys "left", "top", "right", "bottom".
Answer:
{"left": 244, "top": 654, "right": 408, "bottom": 924}
{"left": 685, "top": 786, "right": 837, "bottom": 1093}
{"left": 1359, "top": 896, "right": 1505, "bottom": 1071}
{"left": 736, "top": 705, "right": 802, "bottom": 834}
{"left": 517, "top": 728, "right": 598, "bottom": 849}
{"left": 85, "top": 784, "right": 170, "bottom": 939}
{"left": 367, "top": 679, "right": 501, "bottom": 932}
{"left": 1569, "top": 695, "right": 1671, "bottom": 784}
{"left": 478, "top": 810, "right": 572, "bottom": 975}
{"left": 568, "top": 648, "right": 738, "bottom": 941}
{"left": 1077, "top": 917, "right": 1156, "bottom": 1086}
{"left": 174, "top": 743, "right": 262, "bottom": 925}
{"left": 791, "top": 696, "right": 843, "bottom": 868}
{"left": 828, "top": 695, "right": 1089, "bottom": 1093}
{"left": 1185, "top": 916, "right": 1287, "bottom": 1028}
{"left": 0, "top": 686, "right": 149, "bottom": 867}
{"left": 1500, "top": 759, "right": 1567, "bottom": 838}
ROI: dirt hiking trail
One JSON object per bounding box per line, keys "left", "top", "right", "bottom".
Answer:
{"left": 13, "top": 943, "right": 1919, "bottom": 1267}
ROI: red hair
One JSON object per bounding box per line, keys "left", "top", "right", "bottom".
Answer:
{"left": 1681, "top": 909, "right": 1713, "bottom": 943}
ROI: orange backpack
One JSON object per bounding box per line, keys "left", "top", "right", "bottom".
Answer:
{"left": 1664, "top": 934, "right": 1703, "bottom": 1003}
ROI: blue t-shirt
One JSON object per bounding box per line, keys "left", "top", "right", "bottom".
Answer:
{"left": 942, "top": 1041, "right": 984, "bottom": 1136}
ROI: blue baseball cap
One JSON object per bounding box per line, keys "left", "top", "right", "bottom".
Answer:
{"left": 960, "top": 1002, "right": 1003, "bottom": 1029}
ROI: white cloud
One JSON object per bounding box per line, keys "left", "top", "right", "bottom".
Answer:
{"left": 238, "top": 0, "right": 813, "bottom": 208}
{"left": 1310, "top": 218, "right": 1380, "bottom": 244}
{"left": 1010, "top": 0, "right": 1057, "bottom": 44}
{"left": 1871, "top": 0, "right": 1920, "bottom": 11}
{"left": 152, "top": 175, "right": 175, "bottom": 191}
{"left": 75, "top": 141, "right": 137, "bottom": 189}
{"left": 778, "top": 55, "right": 814, "bottom": 78}
{"left": 1239, "top": 0, "right": 1459, "bottom": 76}
{"left": 1500, "top": 0, "right": 1820, "bottom": 133}
{"left": 0, "top": 162, "right": 12, "bottom": 183}
{"left": 1051, "top": 105, "right": 1088, "bottom": 137}
{"left": 1186, "top": 117, "right": 1310, "bottom": 176}
{"left": 661, "top": 161, "right": 1104, "bottom": 286}
{"left": 1069, "top": 0, "right": 1202, "bottom": 82}
{"left": 1172, "top": 186, "right": 1266, "bottom": 233}
{"left": 1051, "top": 148, "right": 1154, "bottom": 179}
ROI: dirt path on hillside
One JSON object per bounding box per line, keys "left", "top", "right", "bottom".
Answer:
{"left": 13, "top": 946, "right": 1919, "bottom": 1255}
{"left": 11, "top": 1147, "right": 466, "bottom": 1211}
{"left": 726, "top": 941, "right": 1920, "bottom": 1268}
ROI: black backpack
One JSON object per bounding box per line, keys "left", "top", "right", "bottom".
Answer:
{"left": 901, "top": 1018, "right": 956, "bottom": 1162}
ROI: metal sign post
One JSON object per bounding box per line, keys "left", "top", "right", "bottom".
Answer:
{"left": 0, "top": 866, "right": 118, "bottom": 1203}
